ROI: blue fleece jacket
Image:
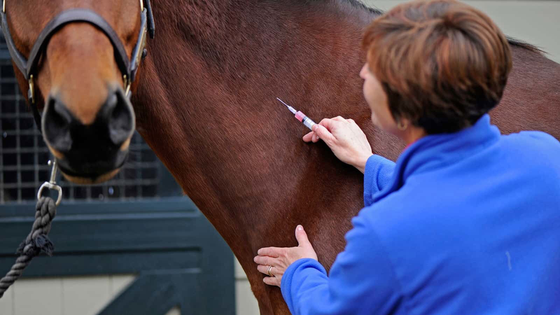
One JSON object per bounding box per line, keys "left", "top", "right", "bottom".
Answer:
{"left": 281, "top": 115, "right": 560, "bottom": 315}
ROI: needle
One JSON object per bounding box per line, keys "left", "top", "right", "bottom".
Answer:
{"left": 277, "top": 97, "right": 317, "bottom": 131}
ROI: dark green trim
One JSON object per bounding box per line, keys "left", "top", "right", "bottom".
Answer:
{"left": 0, "top": 198, "right": 235, "bottom": 314}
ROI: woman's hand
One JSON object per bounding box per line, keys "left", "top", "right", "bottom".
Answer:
{"left": 254, "top": 225, "right": 317, "bottom": 287}
{"left": 303, "top": 116, "right": 373, "bottom": 173}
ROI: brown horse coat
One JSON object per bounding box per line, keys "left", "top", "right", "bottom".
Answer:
{"left": 7, "top": 0, "right": 560, "bottom": 314}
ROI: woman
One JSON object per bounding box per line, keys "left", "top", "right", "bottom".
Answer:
{"left": 254, "top": 0, "right": 560, "bottom": 314}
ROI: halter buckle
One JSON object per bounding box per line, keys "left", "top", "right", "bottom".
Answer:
{"left": 37, "top": 160, "right": 63, "bottom": 206}
{"left": 28, "top": 75, "right": 35, "bottom": 104}
{"left": 123, "top": 74, "right": 131, "bottom": 98}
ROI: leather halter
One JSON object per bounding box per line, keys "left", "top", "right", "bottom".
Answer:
{"left": 0, "top": 0, "right": 155, "bottom": 131}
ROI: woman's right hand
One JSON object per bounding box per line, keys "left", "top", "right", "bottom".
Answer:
{"left": 303, "top": 116, "right": 373, "bottom": 173}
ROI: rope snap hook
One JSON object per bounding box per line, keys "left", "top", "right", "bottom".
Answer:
{"left": 37, "top": 160, "right": 63, "bottom": 206}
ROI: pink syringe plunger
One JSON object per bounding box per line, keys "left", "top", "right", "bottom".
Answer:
{"left": 276, "top": 98, "right": 317, "bottom": 131}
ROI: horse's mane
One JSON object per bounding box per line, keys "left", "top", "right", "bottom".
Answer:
{"left": 507, "top": 37, "right": 545, "bottom": 54}
{"left": 344, "top": 0, "right": 383, "bottom": 15}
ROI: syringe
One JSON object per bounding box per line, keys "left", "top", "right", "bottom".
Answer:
{"left": 277, "top": 98, "right": 317, "bottom": 130}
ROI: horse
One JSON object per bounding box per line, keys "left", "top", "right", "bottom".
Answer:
{"left": 3, "top": 0, "right": 559, "bottom": 314}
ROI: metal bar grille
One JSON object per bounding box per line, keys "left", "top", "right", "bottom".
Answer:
{"left": 0, "top": 57, "right": 162, "bottom": 204}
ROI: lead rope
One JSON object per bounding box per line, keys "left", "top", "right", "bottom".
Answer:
{"left": 0, "top": 160, "right": 62, "bottom": 299}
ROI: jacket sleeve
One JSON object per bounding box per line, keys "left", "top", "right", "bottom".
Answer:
{"left": 281, "top": 213, "right": 402, "bottom": 315}
{"left": 364, "top": 155, "right": 396, "bottom": 206}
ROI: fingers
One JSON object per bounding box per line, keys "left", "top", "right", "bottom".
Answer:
{"left": 303, "top": 131, "right": 325, "bottom": 143}
{"left": 257, "top": 247, "right": 283, "bottom": 257}
{"left": 302, "top": 131, "right": 314, "bottom": 142}
{"left": 312, "top": 124, "right": 336, "bottom": 145}
{"left": 257, "top": 264, "right": 278, "bottom": 276}
{"left": 304, "top": 117, "right": 357, "bottom": 145}
{"left": 312, "top": 133, "right": 319, "bottom": 143}
{"left": 318, "top": 118, "right": 336, "bottom": 131}
{"left": 254, "top": 255, "right": 279, "bottom": 266}
{"left": 295, "top": 225, "right": 310, "bottom": 247}
{"left": 263, "top": 275, "right": 282, "bottom": 287}
{"left": 258, "top": 264, "right": 283, "bottom": 288}
{"left": 257, "top": 264, "right": 285, "bottom": 277}
{"left": 321, "top": 116, "right": 355, "bottom": 128}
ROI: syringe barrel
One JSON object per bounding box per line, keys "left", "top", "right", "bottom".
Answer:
{"left": 302, "top": 116, "right": 316, "bottom": 130}
{"left": 295, "top": 111, "right": 317, "bottom": 130}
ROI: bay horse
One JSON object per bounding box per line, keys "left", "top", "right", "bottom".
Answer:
{"left": 3, "top": 0, "right": 559, "bottom": 314}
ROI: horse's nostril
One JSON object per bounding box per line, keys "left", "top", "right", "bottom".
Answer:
{"left": 107, "top": 93, "right": 118, "bottom": 109}
{"left": 43, "top": 97, "right": 73, "bottom": 152}
{"left": 42, "top": 89, "right": 134, "bottom": 163}
{"left": 99, "top": 89, "right": 135, "bottom": 146}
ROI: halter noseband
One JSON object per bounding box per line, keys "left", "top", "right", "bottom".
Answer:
{"left": 0, "top": 0, "right": 155, "bottom": 131}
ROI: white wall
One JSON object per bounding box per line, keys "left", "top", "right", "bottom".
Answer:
{"left": 0, "top": 274, "right": 182, "bottom": 315}
{"left": 0, "top": 275, "right": 133, "bottom": 315}
{"left": 363, "top": 0, "right": 560, "bottom": 63}
{"left": 235, "top": 258, "right": 260, "bottom": 315}
{"left": 0, "top": 265, "right": 248, "bottom": 315}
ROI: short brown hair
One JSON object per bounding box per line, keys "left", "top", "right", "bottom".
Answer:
{"left": 362, "top": 0, "right": 512, "bottom": 134}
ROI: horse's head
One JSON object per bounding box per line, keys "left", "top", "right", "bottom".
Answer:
{"left": 1, "top": 0, "right": 154, "bottom": 184}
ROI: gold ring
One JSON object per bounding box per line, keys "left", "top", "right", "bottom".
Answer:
{"left": 267, "top": 265, "right": 273, "bottom": 277}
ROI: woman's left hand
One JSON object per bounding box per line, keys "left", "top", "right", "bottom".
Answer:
{"left": 254, "top": 225, "right": 318, "bottom": 287}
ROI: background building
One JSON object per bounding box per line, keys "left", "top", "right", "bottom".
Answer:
{"left": 1, "top": 1, "right": 558, "bottom": 314}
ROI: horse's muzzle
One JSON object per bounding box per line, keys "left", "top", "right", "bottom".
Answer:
{"left": 42, "top": 87, "right": 135, "bottom": 184}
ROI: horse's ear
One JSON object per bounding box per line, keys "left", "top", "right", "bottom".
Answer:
{"left": 145, "top": 0, "right": 155, "bottom": 38}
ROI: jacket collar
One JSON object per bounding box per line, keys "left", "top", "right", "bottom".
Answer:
{"left": 372, "top": 114, "right": 501, "bottom": 203}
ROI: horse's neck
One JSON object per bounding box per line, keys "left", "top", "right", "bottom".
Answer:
{"left": 133, "top": 3, "right": 383, "bottom": 313}
{"left": 136, "top": 0, "right": 376, "bottom": 226}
